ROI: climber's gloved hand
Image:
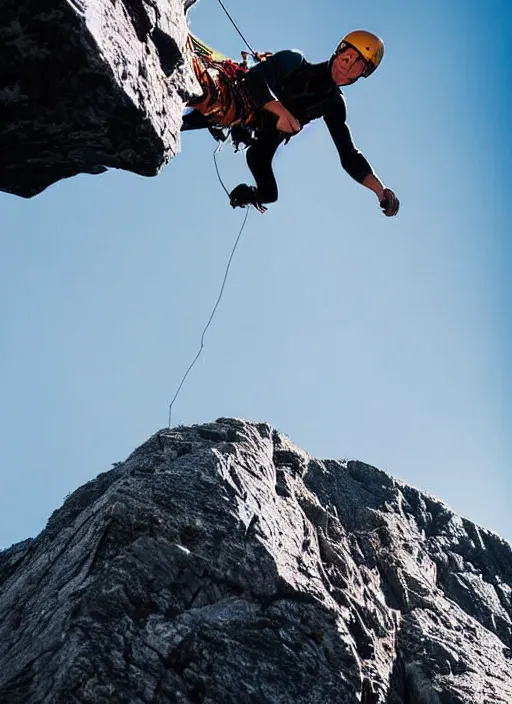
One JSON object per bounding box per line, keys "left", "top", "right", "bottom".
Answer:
{"left": 229, "top": 184, "right": 267, "bottom": 213}
{"left": 379, "top": 188, "right": 400, "bottom": 217}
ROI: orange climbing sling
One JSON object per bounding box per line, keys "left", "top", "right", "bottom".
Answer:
{"left": 186, "top": 34, "right": 271, "bottom": 128}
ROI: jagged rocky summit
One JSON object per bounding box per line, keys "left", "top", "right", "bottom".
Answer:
{"left": 0, "top": 0, "right": 200, "bottom": 197}
{"left": 1, "top": 418, "right": 511, "bottom": 703}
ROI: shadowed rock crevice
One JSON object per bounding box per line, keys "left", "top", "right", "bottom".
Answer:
{"left": 152, "top": 29, "right": 182, "bottom": 76}
{"left": 0, "top": 418, "right": 511, "bottom": 703}
{"left": 119, "top": 0, "right": 153, "bottom": 41}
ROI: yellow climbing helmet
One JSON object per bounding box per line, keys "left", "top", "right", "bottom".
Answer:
{"left": 335, "top": 30, "right": 384, "bottom": 77}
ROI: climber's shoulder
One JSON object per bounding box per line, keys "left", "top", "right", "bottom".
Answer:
{"left": 263, "top": 49, "right": 306, "bottom": 72}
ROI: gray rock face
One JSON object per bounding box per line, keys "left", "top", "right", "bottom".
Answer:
{"left": 0, "top": 0, "right": 200, "bottom": 197}
{"left": 0, "top": 419, "right": 510, "bottom": 703}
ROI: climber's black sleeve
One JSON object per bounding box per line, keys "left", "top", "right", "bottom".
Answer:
{"left": 323, "top": 95, "right": 374, "bottom": 183}
{"left": 246, "top": 122, "right": 285, "bottom": 204}
{"left": 244, "top": 50, "right": 305, "bottom": 108}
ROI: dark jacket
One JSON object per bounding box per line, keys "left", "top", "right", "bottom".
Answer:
{"left": 242, "top": 50, "right": 374, "bottom": 203}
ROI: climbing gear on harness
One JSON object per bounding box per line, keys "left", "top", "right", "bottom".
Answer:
{"left": 185, "top": 35, "right": 273, "bottom": 129}
{"left": 206, "top": 124, "right": 256, "bottom": 151}
{"left": 334, "top": 30, "right": 384, "bottom": 77}
{"left": 185, "top": 34, "right": 272, "bottom": 151}
{"left": 187, "top": 34, "right": 258, "bottom": 129}
{"left": 229, "top": 184, "right": 267, "bottom": 213}
{"left": 208, "top": 124, "right": 229, "bottom": 143}
{"left": 230, "top": 125, "right": 258, "bottom": 150}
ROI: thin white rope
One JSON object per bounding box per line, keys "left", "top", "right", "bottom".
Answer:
{"left": 216, "top": 0, "right": 258, "bottom": 60}
{"left": 167, "top": 206, "right": 250, "bottom": 428}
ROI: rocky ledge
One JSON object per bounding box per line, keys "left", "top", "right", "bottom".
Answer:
{"left": 0, "top": 418, "right": 510, "bottom": 703}
{"left": 0, "top": 0, "right": 200, "bottom": 197}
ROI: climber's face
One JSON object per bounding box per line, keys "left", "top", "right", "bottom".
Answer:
{"left": 331, "top": 47, "right": 367, "bottom": 85}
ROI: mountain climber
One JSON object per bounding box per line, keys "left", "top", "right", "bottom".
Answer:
{"left": 182, "top": 31, "right": 399, "bottom": 216}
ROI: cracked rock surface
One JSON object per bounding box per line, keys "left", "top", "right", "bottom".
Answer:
{"left": 0, "top": 0, "right": 200, "bottom": 197}
{"left": 0, "top": 418, "right": 511, "bottom": 703}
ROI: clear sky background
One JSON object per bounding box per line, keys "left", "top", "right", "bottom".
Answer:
{"left": 1, "top": 0, "right": 510, "bottom": 549}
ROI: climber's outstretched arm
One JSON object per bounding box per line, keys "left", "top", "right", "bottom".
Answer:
{"left": 322, "top": 96, "right": 400, "bottom": 216}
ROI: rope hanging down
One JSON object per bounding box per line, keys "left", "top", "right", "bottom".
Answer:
{"left": 213, "top": 143, "right": 230, "bottom": 198}
{"left": 167, "top": 209, "right": 248, "bottom": 428}
{"left": 168, "top": 147, "right": 249, "bottom": 428}
{"left": 168, "top": 0, "right": 256, "bottom": 426}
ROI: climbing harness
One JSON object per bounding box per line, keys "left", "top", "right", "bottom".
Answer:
{"left": 186, "top": 1, "right": 272, "bottom": 144}
{"left": 187, "top": 33, "right": 258, "bottom": 130}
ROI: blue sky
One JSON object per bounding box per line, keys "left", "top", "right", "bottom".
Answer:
{"left": 1, "top": 0, "right": 510, "bottom": 548}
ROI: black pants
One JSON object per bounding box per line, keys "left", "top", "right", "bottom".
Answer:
{"left": 181, "top": 109, "right": 211, "bottom": 132}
